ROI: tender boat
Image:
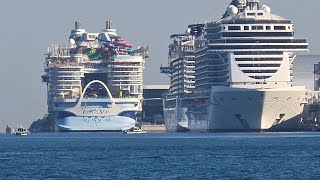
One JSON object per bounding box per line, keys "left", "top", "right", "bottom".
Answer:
{"left": 14, "top": 127, "right": 28, "bottom": 136}
{"left": 123, "top": 127, "right": 147, "bottom": 134}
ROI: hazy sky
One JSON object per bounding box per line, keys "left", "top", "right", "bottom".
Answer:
{"left": 0, "top": 0, "right": 319, "bottom": 131}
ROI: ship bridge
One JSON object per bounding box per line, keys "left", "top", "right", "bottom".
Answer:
{"left": 194, "top": 0, "right": 309, "bottom": 90}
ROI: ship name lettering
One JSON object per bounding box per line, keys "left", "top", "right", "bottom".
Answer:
{"left": 83, "top": 110, "right": 95, "bottom": 114}
{"left": 99, "top": 110, "right": 109, "bottom": 114}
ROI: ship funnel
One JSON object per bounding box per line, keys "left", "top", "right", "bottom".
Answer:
{"left": 75, "top": 21, "right": 80, "bottom": 29}
{"left": 106, "top": 21, "right": 111, "bottom": 29}
{"left": 247, "top": 0, "right": 259, "bottom": 10}
{"left": 103, "top": 20, "right": 117, "bottom": 37}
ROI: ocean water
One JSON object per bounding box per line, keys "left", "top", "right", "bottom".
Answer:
{"left": 1, "top": 132, "right": 320, "bottom": 179}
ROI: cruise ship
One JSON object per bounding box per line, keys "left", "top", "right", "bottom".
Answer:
{"left": 42, "top": 21, "right": 148, "bottom": 132}
{"left": 161, "top": 32, "right": 195, "bottom": 131}
{"left": 177, "top": 0, "right": 309, "bottom": 131}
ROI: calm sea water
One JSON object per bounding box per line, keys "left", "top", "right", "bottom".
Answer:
{"left": 1, "top": 132, "right": 320, "bottom": 179}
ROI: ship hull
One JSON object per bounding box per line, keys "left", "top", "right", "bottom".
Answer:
{"left": 56, "top": 115, "right": 136, "bottom": 132}
{"left": 164, "top": 104, "right": 189, "bottom": 132}
{"left": 187, "top": 86, "right": 306, "bottom": 132}
{"left": 164, "top": 108, "right": 178, "bottom": 131}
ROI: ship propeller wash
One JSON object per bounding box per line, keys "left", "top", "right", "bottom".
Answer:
{"left": 42, "top": 21, "right": 148, "bottom": 132}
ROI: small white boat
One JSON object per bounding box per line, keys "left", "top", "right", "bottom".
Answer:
{"left": 123, "top": 127, "right": 147, "bottom": 134}
{"left": 14, "top": 127, "right": 28, "bottom": 136}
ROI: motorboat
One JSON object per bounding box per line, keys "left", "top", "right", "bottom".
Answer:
{"left": 123, "top": 127, "right": 147, "bottom": 134}
{"left": 14, "top": 127, "right": 28, "bottom": 136}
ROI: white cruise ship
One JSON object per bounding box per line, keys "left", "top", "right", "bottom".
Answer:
{"left": 161, "top": 32, "right": 195, "bottom": 131}
{"left": 42, "top": 21, "right": 148, "bottom": 132}
{"left": 181, "top": 0, "right": 309, "bottom": 131}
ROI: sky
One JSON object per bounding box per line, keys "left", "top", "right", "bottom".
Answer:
{"left": 0, "top": 0, "right": 319, "bottom": 131}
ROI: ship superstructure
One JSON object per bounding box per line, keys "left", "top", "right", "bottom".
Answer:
{"left": 180, "top": 0, "right": 309, "bottom": 131}
{"left": 42, "top": 21, "right": 148, "bottom": 132}
{"left": 161, "top": 32, "right": 195, "bottom": 131}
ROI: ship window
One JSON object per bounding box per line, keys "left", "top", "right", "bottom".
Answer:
{"left": 212, "top": 44, "right": 307, "bottom": 50}
{"left": 252, "top": 26, "right": 263, "bottom": 30}
{"left": 247, "top": 13, "right": 255, "bottom": 16}
{"left": 222, "top": 32, "right": 294, "bottom": 37}
{"left": 228, "top": 26, "right": 241, "bottom": 31}
{"left": 258, "top": 13, "right": 264, "bottom": 16}
{"left": 266, "top": 26, "right": 271, "bottom": 30}
{"left": 89, "top": 35, "right": 96, "bottom": 39}
{"left": 238, "top": 64, "right": 281, "bottom": 67}
{"left": 244, "top": 26, "right": 249, "bottom": 30}
{"left": 274, "top": 26, "right": 286, "bottom": 30}
{"left": 288, "top": 26, "right": 291, "bottom": 29}
{"left": 243, "top": 70, "right": 278, "bottom": 73}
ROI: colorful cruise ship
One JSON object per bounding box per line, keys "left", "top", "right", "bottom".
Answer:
{"left": 42, "top": 21, "right": 148, "bottom": 132}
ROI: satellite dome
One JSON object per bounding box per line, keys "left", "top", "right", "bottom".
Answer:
{"left": 228, "top": 5, "right": 238, "bottom": 15}
{"left": 262, "top": 5, "right": 271, "bottom": 14}
{"left": 69, "top": 38, "right": 75, "bottom": 45}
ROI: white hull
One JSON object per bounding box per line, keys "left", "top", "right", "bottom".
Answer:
{"left": 187, "top": 86, "right": 306, "bottom": 131}
{"left": 56, "top": 116, "right": 136, "bottom": 132}
{"left": 125, "top": 131, "right": 147, "bottom": 134}
{"left": 14, "top": 132, "right": 28, "bottom": 136}
{"left": 164, "top": 104, "right": 189, "bottom": 132}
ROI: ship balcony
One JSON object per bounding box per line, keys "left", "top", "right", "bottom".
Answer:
{"left": 111, "top": 74, "right": 143, "bottom": 77}
{"left": 48, "top": 70, "right": 83, "bottom": 75}
{"left": 184, "top": 65, "right": 195, "bottom": 68}
{"left": 209, "top": 47, "right": 308, "bottom": 53}
{"left": 233, "top": 54, "right": 284, "bottom": 58}
{"left": 182, "top": 49, "right": 194, "bottom": 53}
{"left": 184, "top": 70, "right": 195, "bottom": 73}
{"left": 47, "top": 63, "right": 84, "bottom": 68}
{"left": 49, "top": 75, "right": 84, "bottom": 78}
{"left": 113, "top": 97, "right": 141, "bottom": 103}
{"left": 244, "top": 73, "right": 277, "bottom": 77}
{"left": 49, "top": 79, "right": 81, "bottom": 83}
{"left": 185, "top": 76, "right": 195, "bottom": 79}
{"left": 108, "top": 70, "right": 143, "bottom": 73}
{"left": 236, "top": 61, "right": 282, "bottom": 65}
{"left": 185, "top": 85, "right": 195, "bottom": 89}
{"left": 111, "top": 78, "right": 142, "bottom": 81}
{"left": 238, "top": 67, "right": 280, "bottom": 71}
{"left": 49, "top": 71, "right": 83, "bottom": 75}
{"left": 111, "top": 82, "right": 143, "bottom": 86}
{"left": 49, "top": 85, "right": 81, "bottom": 89}
{"left": 169, "top": 55, "right": 180, "bottom": 60}
{"left": 53, "top": 97, "right": 79, "bottom": 103}
{"left": 130, "top": 92, "right": 143, "bottom": 96}
{"left": 110, "top": 65, "right": 143, "bottom": 68}
{"left": 50, "top": 86, "right": 81, "bottom": 90}
{"left": 195, "top": 74, "right": 229, "bottom": 82}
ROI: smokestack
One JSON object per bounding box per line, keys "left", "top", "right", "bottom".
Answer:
{"left": 75, "top": 21, "right": 80, "bottom": 29}
{"left": 247, "top": 0, "right": 259, "bottom": 10}
{"left": 106, "top": 21, "right": 111, "bottom": 29}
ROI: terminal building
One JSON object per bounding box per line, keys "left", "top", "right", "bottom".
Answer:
{"left": 142, "top": 85, "right": 169, "bottom": 124}
{"left": 292, "top": 55, "right": 320, "bottom": 91}
{"left": 314, "top": 61, "right": 320, "bottom": 91}
{"left": 292, "top": 55, "right": 320, "bottom": 130}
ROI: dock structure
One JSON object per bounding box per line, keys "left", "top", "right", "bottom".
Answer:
{"left": 300, "top": 62, "right": 320, "bottom": 130}
{"left": 301, "top": 91, "right": 320, "bottom": 130}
